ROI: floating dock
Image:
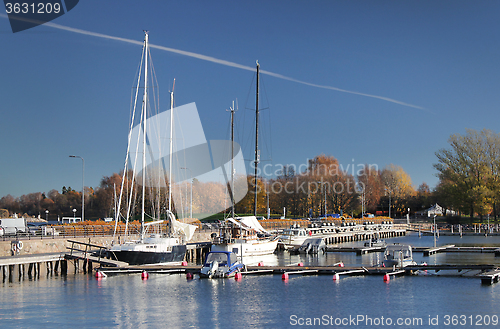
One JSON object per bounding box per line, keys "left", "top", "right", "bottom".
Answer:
{"left": 93, "top": 262, "right": 500, "bottom": 285}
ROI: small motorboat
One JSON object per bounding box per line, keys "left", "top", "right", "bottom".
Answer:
{"left": 364, "top": 238, "right": 387, "bottom": 248}
{"left": 383, "top": 244, "right": 417, "bottom": 268}
{"left": 200, "top": 251, "right": 245, "bottom": 279}
{"left": 295, "top": 238, "right": 327, "bottom": 254}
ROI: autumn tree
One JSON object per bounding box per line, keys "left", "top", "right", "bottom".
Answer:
{"left": 234, "top": 175, "right": 267, "bottom": 215}
{"left": 357, "top": 165, "right": 384, "bottom": 213}
{"left": 381, "top": 164, "right": 415, "bottom": 217}
{"left": 274, "top": 155, "right": 360, "bottom": 217}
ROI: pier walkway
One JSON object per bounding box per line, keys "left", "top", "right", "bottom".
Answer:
{"left": 94, "top": 263, "right": 500, "bottom": 285}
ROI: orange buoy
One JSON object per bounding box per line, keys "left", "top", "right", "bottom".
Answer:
{"left": 383, "top": 274, "right": 390, "bottom": 282}
{"left": 141, "top": 271, "right": 149, "bottom": 280}
{"left": 282, "top": 273, "right": 289, "bottom": 281}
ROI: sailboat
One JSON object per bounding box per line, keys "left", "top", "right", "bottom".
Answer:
{"left": 108, "top": 31, "right": 197, "bottom": 265}
{"left": 210, "top": 62, "right": 279, "bottom": 258}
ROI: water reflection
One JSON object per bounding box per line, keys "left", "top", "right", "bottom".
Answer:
{"left": 1, "top": 233, "right": 499, "bottom": 328}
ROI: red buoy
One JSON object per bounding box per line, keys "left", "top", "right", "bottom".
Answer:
{"left": 383, "top": 274, "right": 390, "bottom": 282}
{"left": 186, "top": 272, "right": 194, "bottom": 280}
{"left": 339, "top": 262, "right": 345, "bottom": 267}
{"left": 258, "top": 262, "right": 264, "bottom": 267}
{"left": 282, "top": 273, "right": 289, "bottom": 281}
{"left": 235, "top": 272, "right": 242, "bottom": 280}
{"left": 333, "top": 273, "right": 340, "bottom": 281}
{"left": 141, "top": 271, "right": 149, "bottom": 280}
{"left": 298, "top": 262, "right": 304, "bottom": 267}
{"left": 181, "top": 261, "right": 188, "bottom": 266}
{"left": 95, "top": 271, "right": 103, "bottom": 279}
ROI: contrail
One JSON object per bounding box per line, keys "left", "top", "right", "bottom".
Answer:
{"left": 1, "top": 14, "right": 427, "bottom": 111}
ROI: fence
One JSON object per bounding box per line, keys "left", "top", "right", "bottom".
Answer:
{"left": 1, "top": 218, "right": 395, "bottom": 241}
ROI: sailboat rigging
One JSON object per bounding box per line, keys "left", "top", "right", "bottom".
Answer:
{"left": 108, "top": 31, "right": 196, "bottom": 265}
{"left": 210, "top": 62, "right": 278, "bottom": 258}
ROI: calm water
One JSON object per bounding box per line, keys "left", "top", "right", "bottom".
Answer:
{"left": 2, "top": 233, "right": 500, "bottom": 328}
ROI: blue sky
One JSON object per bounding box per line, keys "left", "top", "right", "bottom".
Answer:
{"left": 1, "top": 1, "right": 500, "bottom": 198}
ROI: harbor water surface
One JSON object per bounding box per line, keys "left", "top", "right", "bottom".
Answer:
{"left": 2, "top": 233, "right": 500, "bottom": 328}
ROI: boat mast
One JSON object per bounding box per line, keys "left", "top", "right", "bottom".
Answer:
{"left": 168, "top": 79, "right": 175, "bottom": 215}
{"left": 253, "top": 61, "right": 260, "bottom": 217}
{"left": 230, "top": 101, "right": 235, "bottom": 219}
{"left": 141, "top": 31, "right": 149, "bottom": 240}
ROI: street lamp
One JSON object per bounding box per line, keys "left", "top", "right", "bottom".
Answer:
{"left": 317, "top": 180, "right": 327, "bottom": 218}
{"left": 69, "top": 155, "right": 84, "bottom": 222}
{"left": 433, "top": 215, "right": 437, "bottom": 248}
{"left": 180, "top": 167, "right": 192, "bottom": 219}
{"left": 73, "top": 208, "right": 77, "bottom": 223}
{"left": 45, "top": 209, "right": 49, "bottom": 222}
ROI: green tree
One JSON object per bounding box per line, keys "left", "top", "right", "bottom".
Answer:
{"left": 434, "top": 129, "right": 499, "bottom": 218}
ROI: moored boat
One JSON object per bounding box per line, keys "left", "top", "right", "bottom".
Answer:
{"left": 210, "top": 216, "right": 279, "bottom": 257}
{"left": 200, "top": 251, "right": 245, "bottom": 279}
{"left": 364, "top": 237, "right": 387, "bottom": 248}
{"left": 383, "top": 244, "right": 417, "bottom": 268}
{"left": 108, "top": 31, "right": 196, "bottom": 265}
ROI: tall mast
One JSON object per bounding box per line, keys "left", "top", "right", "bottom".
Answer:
{"left": 254, "top": 61, "right": 260, "bottom": 217}
{"left": 141, "top": 31, "right": 149, "bottom": 239}
{"left": 168, "top": 79, "right": 175, "bottom": 214}
{"left": 230, "top": 101, "right": 235, "bottom": 219}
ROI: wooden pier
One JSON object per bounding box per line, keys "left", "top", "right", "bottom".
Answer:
{"left": 478, "top": 269, "right": 500, "bottom": 285}
{"left": 327, "top": 246, "right": 386, "bottom": 255}
{"left": 420, "top": 244, "right": 455, "bottom": 256}
{"left": 320, "top": 229, "right": 406, "bottom": 245}
{"left": 327, "top": 244, "right": 500, "bottom": 257}
{"left": 0, "top": 252, "right": 65, "bottom": 281}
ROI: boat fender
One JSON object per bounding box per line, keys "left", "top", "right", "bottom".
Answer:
{"left": 17, "top": 241, "right": 23, "bottom": 250}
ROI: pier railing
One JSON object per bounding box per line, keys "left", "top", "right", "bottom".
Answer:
{"left": 1, "top": 218, "right": 399, "bottom": 241}
{"left": 0, "top": 222, "right": 220, "bottom": 241}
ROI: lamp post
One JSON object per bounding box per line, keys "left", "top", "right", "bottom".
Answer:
{"left": 180, "top": 167, "right": 192, "bottom": 219}
{"left": 73, "top": 208, "right": 77, "bottom": 223}
{"left": 316, "top": 180, "right": 327, "bottom": 218}
{"left": 45, "top": 209, "right": 49, "bottom": 222}
{"left": 69, "top": 155, "right": 84, "bottom": 222}
{"left": 433, "top": 215, "right": 437, "bottom": 248}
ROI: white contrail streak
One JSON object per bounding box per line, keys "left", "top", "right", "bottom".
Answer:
{"left": 1, "top": 14, "right": 426, "bottom": 111}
